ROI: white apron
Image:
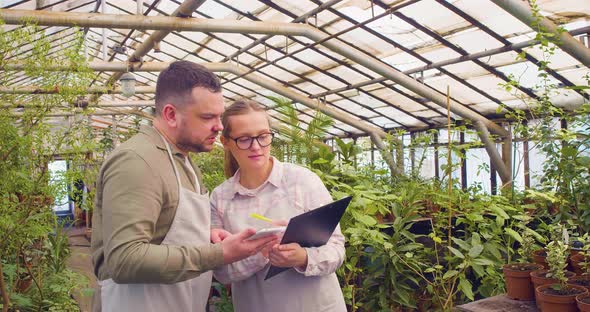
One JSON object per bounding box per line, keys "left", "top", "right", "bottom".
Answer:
{"left": 100, "top": 133, "right": 212, "bottom": 312}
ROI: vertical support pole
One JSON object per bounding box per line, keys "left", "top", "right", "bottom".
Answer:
{"left": 523, "top": 140, "right": 530, "bottom": 188}
{"left": 460, "top": 130, "right": 467, "bottom": 190}
{"left": 396, "top": 134, "right": 404, "bottom": 175}
{"left": 523, "top": 121, "right": 530, "bottom": 188}
{"left": 501, "top": 123, "right": 513, "bottom": 189}
{"left": 490, "top": 160, "right": 497, "bottom": 195}
{"left": 410, "top": 132, "right": 415, "bottom": 174}
{"left": 353, "top": 137, "right": 358, "bottom": 169}
{"left": 101, "top": 0, "right": 107, "bottom": 61}
{"left": 370, "top": 140, "right": 375, "bottom": 167}
{"left": 434, "top": 131, "right": 440, "bottom": 180}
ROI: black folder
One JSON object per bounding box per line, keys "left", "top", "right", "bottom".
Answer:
{"left": 264, "top": 196, "right": 353, "bottom": 280}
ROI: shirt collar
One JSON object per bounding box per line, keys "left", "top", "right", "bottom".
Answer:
{"left": 141, "top": 125, "right": 186, "bottom": 158}
{"left": 228, "top": 157, "right": 283, "bottom": 199}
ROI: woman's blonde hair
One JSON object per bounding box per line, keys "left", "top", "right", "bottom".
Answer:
{"left": 221, "top": 99, "right": 269, "bottom": 178}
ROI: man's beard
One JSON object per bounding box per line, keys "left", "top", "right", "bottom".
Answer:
{"left": 176, "top": 132, "right": 210, "bottom": 153}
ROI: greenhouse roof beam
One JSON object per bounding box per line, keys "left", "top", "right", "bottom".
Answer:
{"left": 1, "top": 61, "right": 401, "bottom": 174}
{"left": 177, "top": 22, "right": 406, "bottom": 130}
{"left": 86, "top": 28, "right": 350, "bottom": 137}
{"left": 0, "top": 85, "right": 157, "bottom": 94}
{"left": 92, "top": 0, "right": 206, "bottom": 102}
{"left": 392, "top": 11, "right": 539, "bottom": 102}
{"left": 106, "top": 0, "right": 162, "bottom": 63}
{"left": 190, "top": 6, "right": 425, "bottom": 129}
{"left": 220, "top": 0, "right": 345, "bottom": 63}
{"left": 95, "top": 2, "right": 424, "bottom": 130}
{"left": 312, "top": 26, "right": 590, "bottom": 99}
{"left": 84, "top": 12, "right": 369, "bottom": 136}
{"left": 93, "top": 27, "right": 353, "bottom": 137}
{"left": 250, "top": 0, "right": 440, "bottom": 126}
{"left": 10, "top": 110, "right": 148, "bottom": 118}
{"left": 0, "top": 8, "right": 509, "bottom": 137}
{"left": 438, "top": 0, "right": 588, "bottom": 99}
{"left": 3, "top": 54, "right": 410, "bottom": 132}
{"left": 311, "top": 0, "right": 508, "bottom": 117}
{"left": 0, "top": 61, "right": 361, "bottom": 136}
{"left": 491, "top": 0, "right": 590, "bottom": 68}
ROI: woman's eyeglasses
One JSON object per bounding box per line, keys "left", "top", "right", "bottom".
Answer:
{"left": 230, "top": 132, "right": 274, "bottom": 150}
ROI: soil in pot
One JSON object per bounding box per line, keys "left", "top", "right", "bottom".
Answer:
{"left": 536, "top": 284, "right": 587, "bottom": 312}
{"left": 503, "top": 263, "right": 544, "bottom": 300}
{"left": 568, "top": 275, "right": 590, "bottom": 292}
{"left": 570, "top": 253, "right": 589, "bottom": 275}
{"left": 531, "top": 270, "right": 576, "bottom": 309}
{"left": 577, "top": 294, "right": 590, "bottom": 312}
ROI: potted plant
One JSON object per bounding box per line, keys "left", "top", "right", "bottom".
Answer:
{"left": 536, "top": 241, "right": 587, "bottom": 312}
{"left": 569, "top": 234, "right": 590, "bottom": 291}
{"left": 503, "top": 230, "right": 544, "bottom": 300}
{"left": 570, "top": 234, "right": 589, "bottom": 275}
{"left": 577, "top": 293, "right": 590, "bottom": 312}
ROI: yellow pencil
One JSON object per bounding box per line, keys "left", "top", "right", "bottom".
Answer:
{"left": 250, "top": 213, "right": 273, "bottom": 223}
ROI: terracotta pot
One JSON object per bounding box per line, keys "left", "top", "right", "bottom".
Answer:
{"left": 577, "top": 293, "right": 590, "bottom": 312}
{"left": 533, "top": 249, "right": 548, "bottom": 268}
{"left": 536, "top": 284, "right": 587, "bottom": 312}
{"left": 571, "top": 248, "right": 583, "bottom": 257}
{"left": 568, "top": 275, "right": 590, "bottom": 292}
{"left": 571, "top": 253, "right": 588, "bottom": 275}
{"left": 503, "top": 263, "right": 544, "bottom": 300}
{"left": 530, "top": 270, "right": 576, "bottom": 309}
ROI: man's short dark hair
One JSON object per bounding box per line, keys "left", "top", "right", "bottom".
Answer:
{"left": 155, "top": 61, "right": 222, "bottom": 115}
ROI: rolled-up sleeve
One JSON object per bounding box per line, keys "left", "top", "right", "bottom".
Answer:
{"left": 102, "top": 150, "right": 223, "bottom": 284}
{"left": 295, "top": 172, "right": 345, "bottom": 277}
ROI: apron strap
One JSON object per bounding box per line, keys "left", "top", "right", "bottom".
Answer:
{"left": 184, "top": 157, "right": 201, "bottom": 194}
{"left": 155, "top": 129, "right": 201, "bottom": 194}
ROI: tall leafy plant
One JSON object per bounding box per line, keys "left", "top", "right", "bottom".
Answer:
{"left": 499, "top": 0, "right": 590, "bottom": 231}
{"left": 0, "top": 21, "right": 95, "bottom": 311}
{"left": 269, "top": 96, "right": 333, "bottom": 166}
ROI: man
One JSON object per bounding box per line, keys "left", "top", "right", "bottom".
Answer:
{"left": 91, "top": 61, "right": 276, "bottom": 312}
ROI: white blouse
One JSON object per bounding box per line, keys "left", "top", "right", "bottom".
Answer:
{"left": 210, "top": 157, "right": 347, "bottom": 312}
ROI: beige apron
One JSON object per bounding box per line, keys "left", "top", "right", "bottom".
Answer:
{"left": 100, "top": 133, "right": 212, "bottom": 312}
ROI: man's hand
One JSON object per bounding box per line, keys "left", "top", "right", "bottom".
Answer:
{"left": 221, "top": 228, "right": 279, "bottom": 265}
{"left": 210, "top": 228, "right": 231, "bottom": 243}
{"left": 269, "top": 243, "right": 308, "bottom": 268}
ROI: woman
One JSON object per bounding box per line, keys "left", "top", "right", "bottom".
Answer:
{"left": 210, "top": 99, "right": 346, "bottom": 311}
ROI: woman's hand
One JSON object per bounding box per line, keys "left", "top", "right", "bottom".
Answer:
{"left": 268, "top": 243, "right": 308, "bottom": 269}
{"left": 210, "top": 228, "right": 232, "bottom": 243}
{"left": 260, "top": 219, "right": 288, "bottom": 257}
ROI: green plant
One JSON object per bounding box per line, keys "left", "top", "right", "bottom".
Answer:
{"left": 210, "top": 282, "right": 233, "bottom": 312}
{"left": 0, "top": 20, "right": 98, "bottom": 311}
{"left": 191, "top": 146, "right": 226, "bottom": 191}
{"left": 45, "top": 219, "right": 71, "bottom": 274}
{"left": 545, "top": 240, "right": 569, "bottom": 288}
{"left": 499, "top": 0, "right": 590, "bottom": 232}
{"left": 269, "top": 96, "right": 333, "bottom": 166}
{"left": 575, "top": 234, "right": 590, "bottom": 275}
{"left": 518, "top": 230, "right": 537, "bottom": 263}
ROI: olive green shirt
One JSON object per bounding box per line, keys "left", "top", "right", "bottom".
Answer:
{"left": 91, "top": 125, "right": 223, "bottom": 284}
